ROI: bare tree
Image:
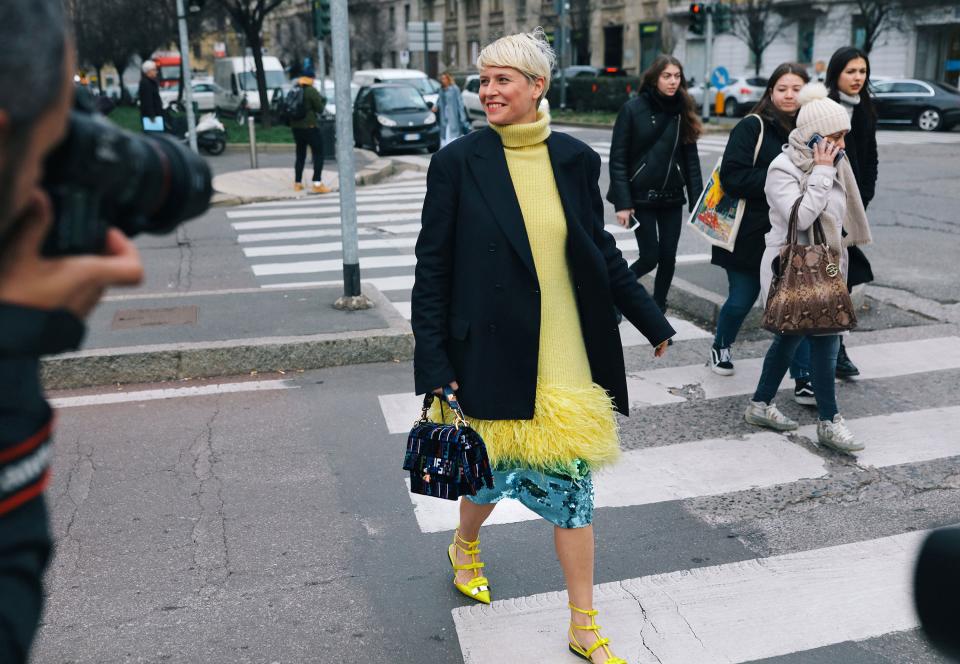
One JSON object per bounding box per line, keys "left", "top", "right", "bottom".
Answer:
{"left": 214, "top": 0, "right": 290, "bottom": 128}
{"left": 659, "top": 15, "right": 678, "bottom": 57}
{"left": 349, "top": 0, "right": 387, "bottom": 70}
{"left": 851, "top": 0, "right": 908, "bottom": 54}
{"left": 729, "top": 0, "right": 792, "bottom": 76}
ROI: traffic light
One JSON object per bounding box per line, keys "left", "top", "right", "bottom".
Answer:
{"left": 714, "top": 3, "right": 732, "bottom": 34}
{"left": 313, "top": 0, "right": 331, "bottom": 39}
{"left": 689, "top": 3, "right": 705, "bottom": 36}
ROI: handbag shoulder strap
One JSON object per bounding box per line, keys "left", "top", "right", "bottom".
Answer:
{"left": 746, "top": 114, "right": 764, "bottom": 166}
{"left": 788, "top": 196, "right": 827, "bottom": 246}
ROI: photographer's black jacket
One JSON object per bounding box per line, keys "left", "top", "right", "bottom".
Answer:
{"left": 0, "top": 303, "right": 84, "bottom": 664}
{"left": 607, "top": 88, "right": 703, "bottom": 211}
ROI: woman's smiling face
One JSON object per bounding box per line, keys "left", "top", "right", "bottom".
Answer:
{"left": 479, "top": 66, "right": 544, "bottom": 125}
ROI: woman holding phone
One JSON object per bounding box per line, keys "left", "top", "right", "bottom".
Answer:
{"left": 745, "top": 82, "right": 872, "bottom": 454}
{"left": 607, "top": 55, "right": 703, "bottom": 315}
{"left": 412, "top": 29, "right": 674, "bottom": 663}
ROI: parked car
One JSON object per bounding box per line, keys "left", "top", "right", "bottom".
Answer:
{"left": 871, "top": 78, "right": 960, "bottom": 131}
{"left": 688, "top": 81, "right": 718, "bottom": 109}
{"left": 159, "top": 81, "right": 218, "bottom": 112}
{"left": 352, "top": 83, "right": 440, "bottom": 155}
{"left": 352, "top": 68, "right": 440, "bottom": 107}
{"left": 462, "top": 73, "right": 551, "bottom": 123}
{"left": 717, "top": 76, "right": 767, "bottom": 117}
{"left": 314, "top": 77, "right": 361, "bottom": 116}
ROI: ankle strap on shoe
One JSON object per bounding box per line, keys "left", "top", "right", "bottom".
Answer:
{"left": 455, "top": 530, "right": 480, "bottom": 547}
{"left": 568, "top": 602, "right": 598, "bottom": 617}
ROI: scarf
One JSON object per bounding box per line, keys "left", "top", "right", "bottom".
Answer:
{"left": 837, "top": 90, "right": 860, "bottom": 119}
{"left": 786, "top": 128, "right": 872, "bottom": 253}
{"left": 646, "top": 87, "right": 683, "bottom": 115}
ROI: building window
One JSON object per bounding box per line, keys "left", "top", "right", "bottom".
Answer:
{"left": 604, "top": 25, "right": 624, "bottom": 69}
{"left": 404, "top": 4, "right": 410, "bottom": 27}
{"left": 852, "top": 14, "right": 867, "bottom": 51}
{"left": 490, "top": 0, "right": 502, "bottom": 12}
{"left": 470, "top": 40, "right": 480, "bottom": 64}
{"left": 517, "top": 0, "right": 526, "bottom": 20}
{"left": 447, "top": 0, "right": 457, "bottom": 18}
{"left": 797, "top": 17, "right": 815, "bottom": 64}
{"left": 391, "top": 50, "right": 398, "bottom": 67}
{"left": 638, "top": 22, "right": 660, "bottom": 72}
{"left": 467, "top": 0, "right": 480, "bottom": 17}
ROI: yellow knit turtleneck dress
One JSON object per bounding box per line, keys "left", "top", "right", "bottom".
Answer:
{"left": 435, "top": 112, "right": 619, "bottom": 477}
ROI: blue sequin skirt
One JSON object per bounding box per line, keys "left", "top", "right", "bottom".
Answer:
{"left": 465, "top": 465, "right": 594, "bottom": 529}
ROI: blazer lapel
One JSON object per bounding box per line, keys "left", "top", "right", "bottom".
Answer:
{"left": 467, "top": 128, "right": 537, "bottom": 277}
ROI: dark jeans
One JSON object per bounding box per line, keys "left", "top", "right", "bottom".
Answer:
{"left": 293, "top": 127, "right": 324, "bottom": 183}
{"left": 714, "top": 268, "right": 810, "bottom": 379}
{"left": 629, "top": 206, "right": 682, "bottom": 310}
{"left": 753, "top": 333, "right": 841, "bottom": 421}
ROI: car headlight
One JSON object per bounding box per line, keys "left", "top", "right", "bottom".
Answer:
{"left": 423, "top": 113, "right": 436, "bottom": 125}
{"left": 377, "top": 114, "right": 398, "bottom": 127}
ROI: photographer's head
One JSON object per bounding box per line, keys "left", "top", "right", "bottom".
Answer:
{"left": 0, "top": 0, "right": 73, "bottom": 242}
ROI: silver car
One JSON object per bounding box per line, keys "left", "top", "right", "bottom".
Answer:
{"left": 717, "top": 76, "right": 768, "bottom": 117}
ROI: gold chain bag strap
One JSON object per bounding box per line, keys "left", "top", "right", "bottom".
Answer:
{"left": 761, "top": 197, "right": 858, "bottom": 335}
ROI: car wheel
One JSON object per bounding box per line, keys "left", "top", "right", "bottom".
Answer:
{"left": 724, "top": 98, "right": 738, "bottom": 117}
{"left": 916, "top": 108, "right": 942, "bottom": 132}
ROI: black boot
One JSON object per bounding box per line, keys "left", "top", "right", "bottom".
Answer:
{"left": 835, "top": 340, "right": 860, "bottom": 378}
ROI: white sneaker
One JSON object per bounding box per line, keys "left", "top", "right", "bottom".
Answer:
{"left": 744, "top": 401, "right": 799, "bottom": 431}
{"left": 710, "top": 346, "right": 735, "bottom": 376}
{"left": 817, "top": 415, "right": 864, "bottom": 453}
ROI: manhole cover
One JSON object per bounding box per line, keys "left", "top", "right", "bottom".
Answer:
{"left": 112, "top": 306, "right": 198, "bottom": 330}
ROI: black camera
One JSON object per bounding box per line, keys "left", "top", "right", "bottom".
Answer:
{"left": 41, "top": 88, "right": 212, "bottom": 256}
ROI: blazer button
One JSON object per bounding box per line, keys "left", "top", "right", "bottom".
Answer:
{"left": 488, "top": 242, "right": 497, "bottom": 253}
{"left": 494, "top": 283, "right": 503, "bottom": 290}
{"left": 533, "top": 288, "right": 540, "bottom": 294}
{"left": 488, "top": 324, "right": 497, "bottom": 334}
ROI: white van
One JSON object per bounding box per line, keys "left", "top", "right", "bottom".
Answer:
{"left": 214, "top": 56, "right": 288, "bottom": 120}
{"left": 352, "top": 68, "right": 440, "bottom": 106}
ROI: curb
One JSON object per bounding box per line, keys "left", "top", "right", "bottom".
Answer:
{"left": 40, "top": 287, "right": 413, "bottom": 390}
{"left": 210, "top": 150, "right": 396, "bottom": 207}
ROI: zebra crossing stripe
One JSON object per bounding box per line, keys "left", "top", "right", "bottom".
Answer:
{"left": 241, "top": 190, "right": 426, "bottom": 209}
{"left": 396, "top": 404, "right": 960, "bottom": 533}
{"left": 252, "top": 254, "right": 418, "bottom": 277}
{"left": 237, "top": 228, "right": 381, "bottom": 243}
{"left": 233, "top": 213, "right": 423, "bottom": 231}
{"left": 49, "top": 380, "right": 298, "bottom": 408}
{"left": 452, "top": 529, "right": 926, "bottom": 663}
{"left": 262, "top": 275, "right": 417, "bottom": 291}
{"left": 228, "top": 202, "right": 425, "bottom": 219}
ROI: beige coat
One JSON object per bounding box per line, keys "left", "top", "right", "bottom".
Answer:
{"left": 760, "top": 151, "right": 849, "bottom": 306}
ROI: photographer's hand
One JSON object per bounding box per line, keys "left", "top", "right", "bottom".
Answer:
{"left": 0, "top": 190, "right": 143, "bottom": 317}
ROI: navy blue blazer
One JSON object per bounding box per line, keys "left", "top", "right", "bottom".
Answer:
{"left": 411, "top": 126, "right": 675, "bottom": 419}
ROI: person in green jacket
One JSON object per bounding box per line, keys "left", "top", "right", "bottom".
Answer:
{"left": 290, "top": 66, "right": 330, "bottom": 194}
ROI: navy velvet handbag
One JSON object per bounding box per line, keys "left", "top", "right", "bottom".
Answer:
{"left": 403, "top": 387, "right": 495, "bottom": 501}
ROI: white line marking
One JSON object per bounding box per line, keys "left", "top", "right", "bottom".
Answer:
{"left": 627, "top": 336, "right": 960, "bottom": 406}
{"left": 50, "top": 380, "right": 298, "bottom": 408}
{"left": 453, "top": 530, "right": 926, "bottom": 664}
{"left": 252, "top": 254, "right": 418, "bottom": 276}
{"left": 404, "top": 431, "right": 827, "bottom": 533}
{"left": 228, "top": 202, "right": 425, "bottom": 219}
{"left": 241, "top": 191, "right": 425, "bottom": 208}
{"left": 238, "top": 228, "right": 380, "bottom": 243}
{"left": 263, "top": 275, "right": 417, "bottom": 291}
{"left": 233, "top": 213, "right": 422, "bottom": 231}
{"left": 243, "top": 237, "right": 420, "bottom": 257}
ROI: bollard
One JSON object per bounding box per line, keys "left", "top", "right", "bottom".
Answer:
{"left": 247, "top": 116, "right": 258, "bottom": 169}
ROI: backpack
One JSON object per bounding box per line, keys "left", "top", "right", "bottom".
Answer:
{"left": 280, "top": 86, "right": 307, "bottom": 123}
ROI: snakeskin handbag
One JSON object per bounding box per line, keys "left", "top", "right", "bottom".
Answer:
{"left": 403, "top": 387, "right": 495, "bottom": 501}
{"left": 762, "top": 197, "right": 857, "bottom": 336}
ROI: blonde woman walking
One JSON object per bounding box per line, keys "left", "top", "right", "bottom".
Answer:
{"left": 412, "top": 29, "right": 674, "bottom": 663}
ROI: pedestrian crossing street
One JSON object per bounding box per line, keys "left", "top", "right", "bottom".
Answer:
{"left": 226, "top": 173, "right": 714, "bottom": 344}
{"left": 374, "top": 333, "right": 960, "bottom": 663}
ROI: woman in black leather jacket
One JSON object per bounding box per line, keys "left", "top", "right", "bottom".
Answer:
{"left": 607, "top": 54, "right": 703, "bottom": 313}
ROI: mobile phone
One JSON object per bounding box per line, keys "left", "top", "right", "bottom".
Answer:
{"left": 807, "top": 133, "right": 846, "bottom": 165}
{"left": 627, "top": 213, "right": 640, "bottom": 231}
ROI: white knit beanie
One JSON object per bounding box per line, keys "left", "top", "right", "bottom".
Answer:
{"left": 795, "top": 82, "right": 851, "bottom": 142}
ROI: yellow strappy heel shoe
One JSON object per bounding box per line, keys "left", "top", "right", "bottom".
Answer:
{"left": 447, "top": 530, "right": 491, "bottom": 604}
{"left": 568, "top": 602, "right": 627, "bottom": 664}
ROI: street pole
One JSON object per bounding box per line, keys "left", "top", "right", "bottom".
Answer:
{"left": 701, "top": 1, "right": 714, "bottom": 123}
{"left": 422, "top": 2, "right": 429, "bottom": 75}
{"left": 317, "top": 37, "right": 326, "bottom": 80}
{"left": 330, "top": 0, "right": 370, "bottom": 307}
{"left": 557, "top": 0, "right": 567, "bottom": 110}
{"left": 176, "top": 0, "right": 198, "bottom": 152}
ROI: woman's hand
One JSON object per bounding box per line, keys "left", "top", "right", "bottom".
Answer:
{"left": 433, "top": 381, "right": 459, "bottom": 396}
{"left": 813, "top": 139, "right": 839, "bottom": 168}
{"left": 654, "top": 339, "right": 670, "bottom": 358}
{"left": 616, "top": 209, "right": 635, "bottom": 228}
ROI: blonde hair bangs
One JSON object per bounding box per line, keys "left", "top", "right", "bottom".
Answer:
{"left": 476, "top": 27, "right": 556, "bottom": 106}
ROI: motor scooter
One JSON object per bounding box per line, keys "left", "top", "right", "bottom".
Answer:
{"left": 165, "top": 105, "right": 227, "bottom": 156}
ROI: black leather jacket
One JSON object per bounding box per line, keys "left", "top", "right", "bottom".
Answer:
{"left": 607, "top": 88, "right": 703, "bottom": 211}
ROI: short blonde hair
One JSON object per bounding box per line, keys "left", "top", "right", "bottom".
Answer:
{"left": 476, "top": 27, "right": 555, "bottom": 107}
